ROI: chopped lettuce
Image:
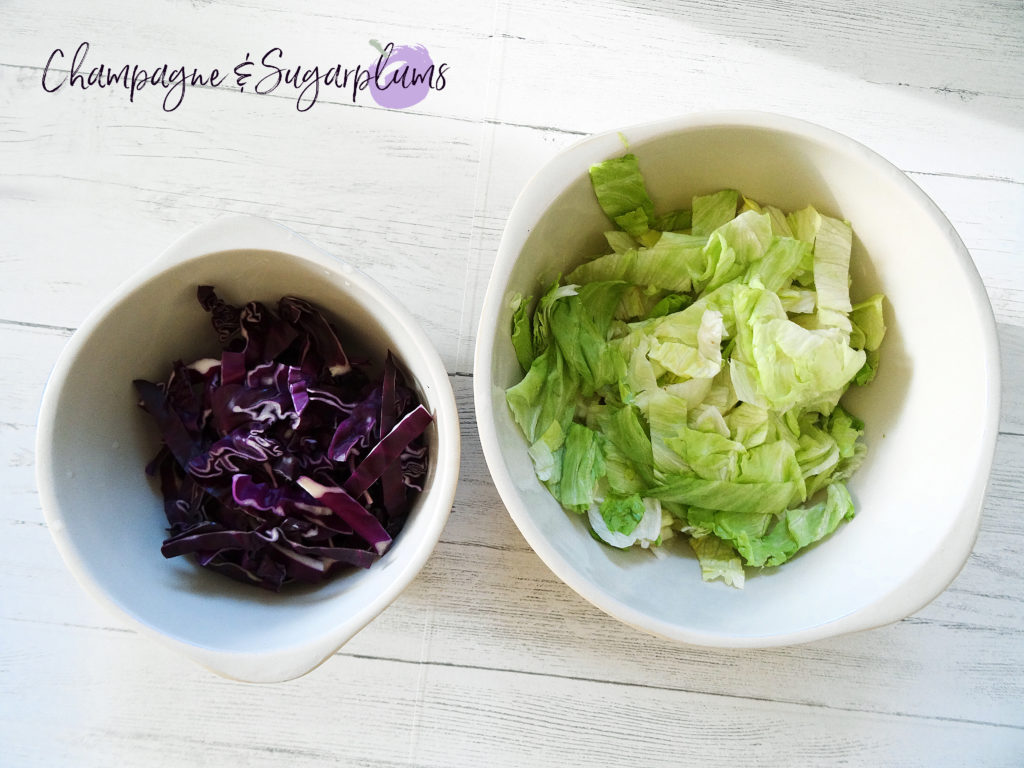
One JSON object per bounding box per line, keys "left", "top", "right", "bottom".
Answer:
{"left": 506, "top": 152, "right": 886, "bottom": 587}
{"left": 690, "top": 534, "right": 746, "bottom": 588}
{"left": 599, "top": 493, "right": 646, "bottom": 535}
{"left": 510, "top": 292, "right": 534, "bottom": 372}
{"left": 589, "top": 153, "right": 656, "bottom": 238}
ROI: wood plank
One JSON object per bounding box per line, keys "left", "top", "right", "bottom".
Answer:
{"left": 1000, "top": 323, "right": 1024, "bottom": 435}
{"left": 2, "top": 621, "right": 1022, "bottom": 768}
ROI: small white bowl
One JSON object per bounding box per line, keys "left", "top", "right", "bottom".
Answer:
{"left": 474, "top": 112, "right": 1000, "bottom": 646}
{"left": 36, "top": 215, "right": 460, "bottom": 682}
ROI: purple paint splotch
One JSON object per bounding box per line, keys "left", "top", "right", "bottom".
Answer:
{"left": 368, "top": 41, "right": 437, "bottom": 109}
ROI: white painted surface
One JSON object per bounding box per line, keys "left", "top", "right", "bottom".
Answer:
{"left": 2, "top": 1, "right": 1022, "bottom": 765}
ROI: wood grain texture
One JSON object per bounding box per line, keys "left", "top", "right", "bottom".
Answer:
{"left": 5, "top": 623, "right": 1023, "bottom": 768}
{"left": 2, "top": 0, "right": 1023, "bottom": 764}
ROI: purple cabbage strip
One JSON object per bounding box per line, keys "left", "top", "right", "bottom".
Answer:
{"left": 379, "top": 353, "right": 406, "bottom": 520}
{"left": 133, "top": 286, "right": 433, "bottom": 591}
{"left": 343, "top": 405, "right": 433, "bottom": 499}
{"left": 197, "top": 285, "right": 241, "bottom": 344}
{"left": 327, "top": 387, "right": 382, "bottom": 462}
{"left": 133, "top": 379, "right": 201, "bottom": 469}
{"left": 278, "top": 296, "right": 351, "bottom": 376}
{"left": 297, "top": 476, "right": 392, "bottom": 556}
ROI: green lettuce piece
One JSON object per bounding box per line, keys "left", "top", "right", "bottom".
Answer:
{"left": 505, "top": 345, "right": 577, "bottom": 445}
{"left": 603, "top": 442, "right": 648, "bottom": 495}
{"left": 850, "top": 294, "right": 886, "bottom": 384}
{"left": 764, "top": 205, "right": 794, "bottom": 238}
{"left": 532, "top": 281, "right": 579, "bottom": 357}
{"left": 664, "top": 427, "right": 745, "bottom": 481}
{"left": 647, "top": 308, "right": 725, "bottom": 380}
{"left": 645, "top": 388, "right": 691, "bottom": 475}
{"left": 784, "top": 205, "right": 820, "bottom": 285}
{"left": 786, "top": 483, "right": 855, "bottom": 547}
{"left": 559, "top": 423, "right": 606, "bottom": 512}
{"left": 730, "top": 283, "right": 866, "bottom": 412}
{"left": 813, "top": 214, "right": 854, "bottom": 334}
{"left": 686, "top": 482, "right": 853, "bottom": 568}
{"left": 795, "top": 416, "right": 840, "bottom": 497}
{"left": 739, "top": 195, "right": 762, "bottom": 214}
{"left": 619, "top": 337, "right": 660, "bottom": 409}
{"left": 550, "top": 281, "right": 630, "bottom": 395}
{"left": 589, "top": 154, "right": 655, "bottom": 229}
{"left": 828, "top": 406, "right": 863, "bottom": 459}
{"left": 615, "top": 208, "right": 651, "bottom": 239}
{"left": 725, "top": 402, "right": 770, "bottom": 448}
{"left": 850, "top": 294, "right": 886, "bottom": 350}
{"left": 699, "top": 211, "right": 774, "bottom": 295}
{"left": 689, "top": 534, "right": 745, "bottom": 587}
{"left": 638, "top": 230, "right": 663, "bottom": 248}
{"left": 744, "top": 236, "right": 811, "bottom": 293}
{"left": 687, "top": 506, "right": 772, "bottom": 551}
{"left": 510, "top": 293, "right": 534, "bottom": 372}
{"left": 605, "top": 230, "right": 637, "bottom": 254}
{"left": 602, "top": 405, "right": 655, "bottom": 484}
{"left": 827, "top": 407, "right": 868, "bottom": 485}
{"left": 692, "top": 189, "right": 739, "bottom": 237}
{"left": 566, "top": 232, "right": 707, "bottom": 292}
{"left": 599, "top": 493, "right": 646, "bottom": 535}
{"left": 786, "top": 205, "right": 821, "bottom": 245}
{"left": 853, "top": 350, "right": 880, "bottom": 386}
{"left": 650, "top": 475, "right": 801, "bottom": 516}
{"left": 753, "top": 323, "right": 865, "bottom": 412}
{"left": 648, "top": 293, "right": 693, "bottom": 318}
{"left": 688, "top": 401, "right": 730, "bottom": 436}
{"left": 638, "top": 282, "right": 738, "bottom": 351}
{"left": 743, "top": 483, "right": 855, "bottom": 567}
{"left": 778, "top": 287, "right": 816, "bottom": 314}
{"left": 589, "top": 496, "right": 663, "bottom": 548}
{"left": 615, "top": 285, "right": 665, "bottom": 321}
{"left": 652, "top": 209, "right": 693, "bottom": 231}
{"left": 739, "top": 440, "right": 804, "bottom": 487}
{"left": 528, "top": 419, "right": 565, "bottom": 486}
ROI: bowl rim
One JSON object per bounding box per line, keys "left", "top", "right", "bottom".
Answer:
{"left": 35, "top": 214, "right": 461, "bottom": 681}
{"left": 473, "top": 109, "right": 1001, "bottom": 647}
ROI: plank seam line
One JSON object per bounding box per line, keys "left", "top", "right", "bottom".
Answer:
{"left": 906, "top": 169, "right": 1024, "bottom": 187}
{"left": 337, "top": 651, "right": 1024, "bottom": 731}
{"left": 436, "top": 537, "right": 529, "bottom": 553}
{"left": 5, "top": 616, "right": 135, "bottom": 634}
{"left": 0, "top": 318, "right": 76, "bottom": 333}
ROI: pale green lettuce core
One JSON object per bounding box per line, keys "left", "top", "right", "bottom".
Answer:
{"left": 505, "top": 152, "right": 886, "bottom": 587}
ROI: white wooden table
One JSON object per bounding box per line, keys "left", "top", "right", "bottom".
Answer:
{"left": 3, "top": 2, "right": 1023, "bottom": 765}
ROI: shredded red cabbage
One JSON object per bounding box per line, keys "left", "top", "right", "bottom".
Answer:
{"left": 134, "top": 286, "right": 432, "bottom": 591}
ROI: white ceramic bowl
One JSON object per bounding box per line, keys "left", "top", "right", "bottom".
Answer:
{"left": 474, "top": 111, "right": 1000, "bottom": 646}
{"left": 36, "top": 215, "right": 460, "bottom": 682}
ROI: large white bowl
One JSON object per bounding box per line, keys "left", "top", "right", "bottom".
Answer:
{"left": 36, "top": 215, "right": 460, "bottom": 682}
{"left": 474, "top": 112, "right": 1000, "bottom": 646}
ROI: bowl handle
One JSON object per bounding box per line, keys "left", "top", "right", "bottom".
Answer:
{"left": 175, "top": 633, "right": 355, "bottom": 684}
{"left": 140, "top": 214, "right": 338, "bottom": 278}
